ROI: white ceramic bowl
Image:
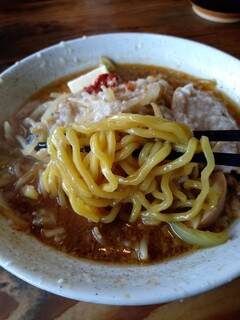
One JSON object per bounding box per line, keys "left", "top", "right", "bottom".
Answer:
{"left": 0, "top": 33, "right": 240, "bottom": 306}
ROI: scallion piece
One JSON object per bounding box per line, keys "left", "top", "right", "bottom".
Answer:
{"left": 100, "top": 56, "right": 115, "bottom": 73}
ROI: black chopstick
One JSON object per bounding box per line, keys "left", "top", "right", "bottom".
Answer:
{"left": 191, "top": 130, "right": 240, "bottom": 166}
{"left": 168, "top": 150, "right": 240, "bottom": 167}
{"left": 193, "top": 130, "right": 240, "bottom": 141}
{"left": 35, "top": 129, "right": 240, "bottom": 167}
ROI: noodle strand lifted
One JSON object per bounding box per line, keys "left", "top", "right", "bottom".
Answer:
{"left": 41, "top": 113, "right": 217, "bottom": 226}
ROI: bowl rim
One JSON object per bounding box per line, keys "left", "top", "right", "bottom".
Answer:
{"left": 0, "top": 32, "right": 240, "bottom": 305}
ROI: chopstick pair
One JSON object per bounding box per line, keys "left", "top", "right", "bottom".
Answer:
{"left": 171, "top": 130, "right": 240, "bottom": 167}
{"left": 35, "top": 130, "right": 240, "bottom": 167}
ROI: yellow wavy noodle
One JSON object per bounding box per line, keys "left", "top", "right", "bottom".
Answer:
{"left": 41, "top": 113, "right": 216, "bottom": 225}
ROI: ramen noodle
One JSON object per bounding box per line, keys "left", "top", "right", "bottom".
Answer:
{"left": 0, "top": 59, "right": 239, "bottom": 263}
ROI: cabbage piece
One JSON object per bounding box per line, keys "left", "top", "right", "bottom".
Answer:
{"left": 169, "top": 221, "right": 228, "bottom": 247}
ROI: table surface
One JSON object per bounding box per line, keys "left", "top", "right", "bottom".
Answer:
{"left": 0, "top": 0, "right": 240, "bottom": 319}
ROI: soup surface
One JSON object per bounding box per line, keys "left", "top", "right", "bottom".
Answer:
{"left": 0, "top": 63, "right": 239, "bottom": 264}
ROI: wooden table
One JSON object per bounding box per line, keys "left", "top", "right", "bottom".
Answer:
{"left": 0, "top": 0, "right": 240, "bottom": 319}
